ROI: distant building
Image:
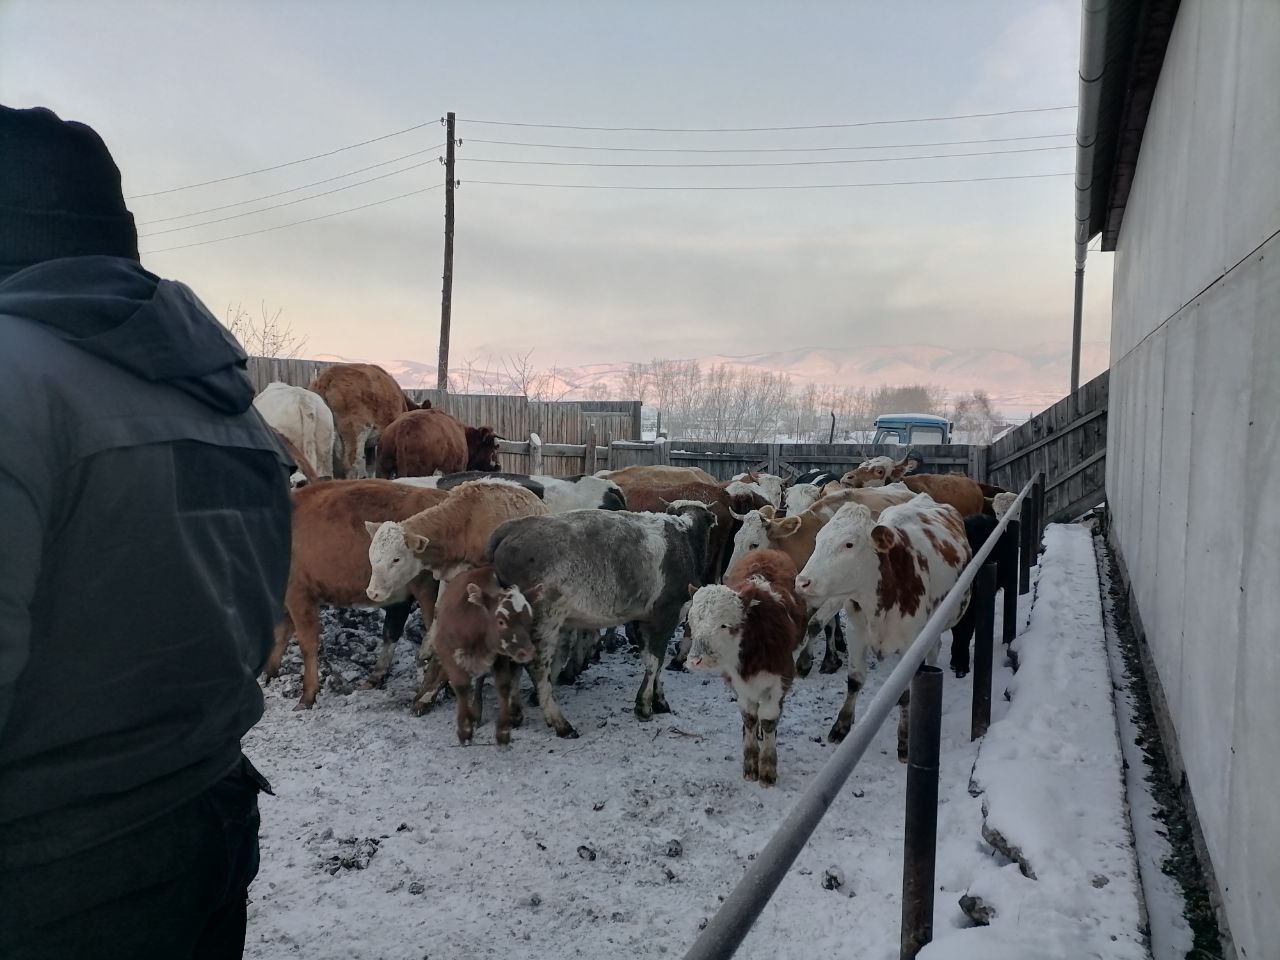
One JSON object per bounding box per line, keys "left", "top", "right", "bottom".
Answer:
{"left": 1079, "top": 3, "right": 1278, "bottom": 957}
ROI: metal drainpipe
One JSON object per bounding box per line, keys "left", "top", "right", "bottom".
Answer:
{"left": 1073, "top": 0, "right": 1110, "bottom": 394}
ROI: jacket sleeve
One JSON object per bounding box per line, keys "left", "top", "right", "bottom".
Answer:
{"left": 0, "top": 462, "right": 47, "bottom": 740}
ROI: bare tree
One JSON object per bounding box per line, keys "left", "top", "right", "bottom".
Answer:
{"left": 619, "top": 362, "right": 650, "bottom": 404}
{"left": 585, "top": 381, "right": 611, "bottom": 402}
{"left": 951, "top": 389, "right": 998, "bottom": 443}
{"left": 224, "top": 301, "right": 307, "bottom": 358}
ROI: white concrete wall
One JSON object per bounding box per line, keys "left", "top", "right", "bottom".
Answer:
{"left": 1106, "top": 2, "right": 1280, "bottom": 957}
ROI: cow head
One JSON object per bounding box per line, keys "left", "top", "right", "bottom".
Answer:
{"left": 794, "top": 503, "right": 878, "bottom": 600}
{"left": 461, "top": 576, "right": 537, "bottom": 666}
{"left": 684, "top": 584, "right": 748, "bottom": 671}
{"left": 365, "top": 520, "right": 428, "bottom": 603}
{"left": 665, "top": 498, "right": 718, "bottom": 531}
{"left": 493, "top": 583, "right": 540, "bottom": 664}
{"left": 726, "top": 509, "right": 770, "bottom": 572}
{"left": 464, "top": 426, "right": 501, "bottom": 472}
{"left": 783, "top": 483, "right": 821, "bottom": 516}
{"left": 842, "top": 454, "right": 918, "bottom": 489}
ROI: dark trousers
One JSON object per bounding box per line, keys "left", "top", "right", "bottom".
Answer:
{"left": 1, "top": 756, "right": 269, "bottom": 960}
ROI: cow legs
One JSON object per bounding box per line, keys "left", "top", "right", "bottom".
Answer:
{"left": 452, "top": 677, "right": 478, "bottom": 744}
{"left": 635, "top": 613, "right": 679, "bottom": 720}
{"left": 532, "top": 620, "right": 579, "bottom": 738}
{"left": 828, "top": 604, "right": 869, "bottom": 743}
{"left": 335, "top": 422, "right": 362, "bottom": 479}
{"left": 819, "top": 620, "right": 842, "bottom": 674}
{"left": 362, "top": 601, "right": 412, "bottom": 689}
{"left": 757, "top": 683, "right": 783, "bottom": 786}
{"left": 799, "top": 597, "right": 843, "bottom": 678}
{"left": 949, "top": 612, "right": 975, "bottom": 678}
{"left": 410, "top": 579, "right": 441, "bottom": 664}
{"left": 493, "top": 657, "right": 518, "bottom": 745}
{"left": 740, "top": 702, "right": 760, "bottom": 781}
{"left": 262, "top": 613, "right": 294, "bottom": 683}
{"left": 291, "top": 601, "right": 323, "bottom": 710}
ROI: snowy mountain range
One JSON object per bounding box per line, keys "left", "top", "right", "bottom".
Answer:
{"left": 311, "top": 341, "right": 1109, "bottom": 416}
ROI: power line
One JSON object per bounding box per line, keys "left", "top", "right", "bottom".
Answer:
{"left": 137, "top": 144, "right": 447, "bottom": 225}
{"left": 126, "top": 120, "right": 443, "bottom": 199}
{"left": 464, "top": 132, "right": 1074, "bottom": 154}
{"left": 140, "top": 183, "right": 444, "bottom": 254}
{"left": 462, "top": 172, "right": 1072, "bottom": 191}
{"left": 138, "top": 158, "right": 442, "bottom": 237}
{"left": 457, "top": 104, "right": 1076, "bottom": 133}
{"left": 462, "top": 144, "right": 1072, "bottom": 170}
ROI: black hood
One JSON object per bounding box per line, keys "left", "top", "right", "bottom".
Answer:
{"left": 0, "top": 255, "right": 253, "bottom": 414}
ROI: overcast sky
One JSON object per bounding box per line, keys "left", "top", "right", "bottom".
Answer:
{"left": 1, "top": 0, "right": 1113, "bottom": 384}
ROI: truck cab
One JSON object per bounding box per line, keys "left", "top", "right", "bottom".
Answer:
{"left": 871, "top": 413, "right": 951, "bottom": 446}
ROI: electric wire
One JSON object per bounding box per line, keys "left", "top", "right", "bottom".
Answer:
{"left": 457, "top": 104, "right": 1076, "bottom": 133}
{"left": 461, "top": 171, "right": 1072, "bottom": 191}
{"left": 140, "top": 183, "right": 444, "bottom": 254}
{"left": 460, "top": 144, "right": 1071, "bottom": 169}
{"left": 138, "top": 159, "right": 442, "bottom": 237}
{"left": 136, "top": 144, "right": 446, "bottom": 225}
{"left": 462, "top": 132, "right": 1074, "bottom": 154}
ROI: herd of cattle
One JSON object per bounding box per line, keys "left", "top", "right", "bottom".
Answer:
{"left": 253, "top": 362, "right": 1019, "bottom": 786}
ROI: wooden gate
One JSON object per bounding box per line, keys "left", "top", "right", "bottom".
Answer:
{"left": 986, "top": 370, "right": 1108, "bottom": 522}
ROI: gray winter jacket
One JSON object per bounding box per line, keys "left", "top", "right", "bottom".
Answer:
{"left": 0, "top": 255, "right": 291, "bottom": 866}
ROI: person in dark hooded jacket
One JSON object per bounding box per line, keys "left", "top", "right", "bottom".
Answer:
{"left": 0, "top": 105, "right": 292, "bottom": 959}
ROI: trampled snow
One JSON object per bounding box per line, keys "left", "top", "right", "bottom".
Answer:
{"left": 243, "top": 524, "right": 1150, "bottom": 959}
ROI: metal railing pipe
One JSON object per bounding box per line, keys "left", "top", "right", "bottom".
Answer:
{"left": 682, "top": 474, "right": 1040, "bottom": 960}
{"left": 900, "top": 665, "right": 944, "bottom": 959}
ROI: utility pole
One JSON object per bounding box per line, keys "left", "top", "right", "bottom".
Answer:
{"left": 437, "top": 111, "right": 456, "bottom": 391}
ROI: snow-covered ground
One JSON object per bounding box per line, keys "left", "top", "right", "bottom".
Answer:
{"left": 243, "top": 524, "right": 1152, "bottom": 960}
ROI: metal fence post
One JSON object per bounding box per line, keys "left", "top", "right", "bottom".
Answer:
{"left": 1033, "top": 475, "right": 1046, "bottom": 551}
{"left": 900, "top": 665, "right": 943, "bottom": 960}
{"left": 1017, "top": 504, "right": 1032, "bottom": 596}
{"left": 1001, "top": 522, "right": 1019, "bottom": 645}
{"left": 970, "top": 563, "right": 997, "bottom": 740}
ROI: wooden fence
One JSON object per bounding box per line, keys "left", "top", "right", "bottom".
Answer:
{"left": 247, "top": 357, "right": 1109, "bottom": 506}
{"left": 986, "top": 369, "right": 1108, "bottom": 522}
{"left": 245, "top": 356, "right": 329, "bottom": 393}
{"left": 246, "top": 356, "right": 642, "bottom": 446}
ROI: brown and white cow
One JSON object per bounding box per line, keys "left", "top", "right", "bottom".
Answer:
{"left": 725, "top": 486, "right": 916, "bottom": 675}
{"left": 367, "top": 480, "right": 549, "bottom": 589}
{"left": 724, "top": 472, "right": 784, "bottom": 512}
{"left": 376, "top": 408, "right": 500, "bottom": 479}
{"left": 685, "top": 549, "right": 805, "bottom": 785}
{"left": 839, "top": 456, "right": 986, "bottom": 518}
{"left": 426, "top": 564, "right": 537, "bottom": 744}
{"left": 262, "top": 479, "right": 448, "bottom": 709}
{"left": 794, "top": 492, "right": 971, "bottom": 753}
{"left": 309, "top": 363, "right": 418, "bottom": 479}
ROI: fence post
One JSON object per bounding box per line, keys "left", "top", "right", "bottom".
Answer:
{"left": 1033, "top": 475, "right": 1046, "bottom": 551}
{"left": 970, "top": 563, "right": 998, "bottom": 740}
{"left": 1017, "top": 506, "right": 1032, "bottom": 597}
{"left": 900, "top": 665, "right": 943, "bottom": 960}
{"left": 767, "top": 442, "right": 781, "bottom": 476}
{"left": 1001, "top": 521, "right": 1019, "bottom": 645}
{"left": 528, "top": 432, "right": 543, "bottom": 475}
{"left": 967, "top": 445, "right": 989, "bottom": 483}
{"left": 583, "top": 423, "right": 597, "bottom": 476}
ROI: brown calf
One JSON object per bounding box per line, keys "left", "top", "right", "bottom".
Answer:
{"left": 263, "top": 479, "right": 447, "bottom": 709}
{"left": 427, "top": 565, "right": 537, "bottom": 744}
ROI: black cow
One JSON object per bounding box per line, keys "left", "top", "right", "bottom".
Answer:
{"left": 949, "top": 513, "right": 1019, "bottom": 677}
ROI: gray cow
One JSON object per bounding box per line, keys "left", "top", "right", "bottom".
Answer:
{"left": 485, "top": 499, "right": 718, "bottom": 738}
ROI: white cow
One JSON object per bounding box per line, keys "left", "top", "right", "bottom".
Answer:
{"left": 794, "top": 493, "right": 971, "bottom": 754}
{"left": 253, "top": 381, "right": 336, "bottom": 483}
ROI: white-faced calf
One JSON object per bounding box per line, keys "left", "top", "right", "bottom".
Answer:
{"left": 686, "top": 549, "right": 804, "bottom": 785}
